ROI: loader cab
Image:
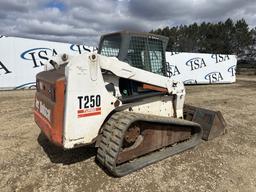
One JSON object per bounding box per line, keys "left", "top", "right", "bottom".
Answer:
{"left": 98, "top": 31, "right": 169, "bottom": 98}
{"left": 98, "top": 31, "right": 169, "bottom": 76}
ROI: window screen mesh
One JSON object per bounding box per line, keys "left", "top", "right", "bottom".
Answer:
{"left": 127, "top": 37, "right": 147, "bottom": 70}
{"left": 100, "top": 35, "right": 121, "bottom": 57}
{"left": 148, "top": 38, "right": 164, "bottom": 75}
{"left": 127, "top": 36, "right": 164, "bottom": 75}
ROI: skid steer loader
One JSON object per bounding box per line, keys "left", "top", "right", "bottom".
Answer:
{"left": 34, "top": 31, "right": 226, "bottom": 176}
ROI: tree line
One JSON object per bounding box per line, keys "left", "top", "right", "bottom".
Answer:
{"left": 151, "top": 19, "right": 256, "bottom": 64}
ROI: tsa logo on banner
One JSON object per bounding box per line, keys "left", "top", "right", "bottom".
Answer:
{"left": 0, "top": 60, "right": 12, "bottom": 75}
{"left": 70, "top": 44, "right": 97, "bottom": 54}
{"left": 169, "top": 52, "right": 180, "bottom": 56}
{"left": 186, "top": 57, "right": 206, "bottom": 71}
{"left": 166, "top": 62, "right": 181, "bottom": 78}
{"left": 183, "top": 79, "right": 198, "bottom": 84}
{"left": 228, "top": 65, "right": 236, "bottom": 76}
{"left": 211, "top": 54, "right": 230, "bottom": 63}
{"left": 205, "top": 72, "right": 224, "bottom": 83}
{"left": 20, "top": 47, "right": 58, "bottom": 68}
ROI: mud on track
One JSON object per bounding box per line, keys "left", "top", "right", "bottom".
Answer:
{"left": 0, "top": 75, "right": 256, "bottom": 192}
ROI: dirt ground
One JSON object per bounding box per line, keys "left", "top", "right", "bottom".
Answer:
{"left": 0, "top": 75, "right": 256, "bottom": 192}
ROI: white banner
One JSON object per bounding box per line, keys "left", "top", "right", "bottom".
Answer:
{"left": 0, "top": 36, "right": 237, "bottom": 90}
{"left": 166, "top": 52, "right": 237, "bottom": 84}
{"left": 0, "top": 36, "right": 95, "bottom": 90}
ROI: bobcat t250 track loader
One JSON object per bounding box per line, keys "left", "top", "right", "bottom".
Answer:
{"left": 34, "top": 31, "right": 226, "bottom": 176}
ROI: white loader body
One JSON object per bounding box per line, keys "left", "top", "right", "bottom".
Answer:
{"left": 43, "top": 53, "right": 185, "bottom": 148}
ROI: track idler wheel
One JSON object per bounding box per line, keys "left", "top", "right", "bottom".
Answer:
{"left": 123, "top": 125, "right": 141, "bottom": 147}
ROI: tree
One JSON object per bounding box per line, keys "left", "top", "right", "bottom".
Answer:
{"left": 232, "top": 19, "right": 252, "bottom": 57}
{"left": 150, "top": 18, "right": 255, "bottom": 64}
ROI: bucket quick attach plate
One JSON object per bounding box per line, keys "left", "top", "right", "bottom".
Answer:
{"left": 183, "top": 104, "right": 226, "bottom": 140}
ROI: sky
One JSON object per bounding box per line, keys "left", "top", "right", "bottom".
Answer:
{"left": 0, "top": 0, "right": 256, "bottom": 46}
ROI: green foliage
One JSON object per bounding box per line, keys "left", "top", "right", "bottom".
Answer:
{"left": 151, "top": 18, "right": 255, "bottom": 62}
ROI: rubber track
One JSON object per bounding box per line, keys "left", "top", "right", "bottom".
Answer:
{"left": 96, "top": 111, "right": 202, "bottom": 177}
